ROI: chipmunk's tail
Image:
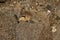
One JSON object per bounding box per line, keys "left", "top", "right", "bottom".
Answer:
{"left": 14, "top": 15, "right": 19, "bottom": 23}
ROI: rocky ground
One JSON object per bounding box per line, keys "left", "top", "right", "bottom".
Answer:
{"left": 0, "top": 0, "right": 60, "bottom": 40}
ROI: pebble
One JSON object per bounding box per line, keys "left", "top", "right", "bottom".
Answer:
{"left": 47, "top": 10, "right": 51, "bottom": 13}
{"left": 52, "top": 26, "right": 57, "bottom": 33}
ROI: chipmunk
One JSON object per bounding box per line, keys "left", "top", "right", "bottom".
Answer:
{"left": 19, "top": 11, "right": 32, "bottom": 22}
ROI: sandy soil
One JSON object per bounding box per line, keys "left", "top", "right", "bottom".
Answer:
{"left": 0, "top": 0, "right": 60, "bottom": 40}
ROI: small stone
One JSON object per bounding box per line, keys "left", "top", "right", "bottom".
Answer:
{"left": 13, "top": 1, "right": 16, "bottom": 4}
{"left": 56, "top": 0, "right": 59, "bottom": 2}
{"left": 32, "top": 6, "right": 34, "bottom": 9}
{"left": 27, "top": 4, "right": 30, "bottom": 7}
{"left": 36, "top": 2, "right": 38, "bottom": 6}
{"left": 52, "top": 26, "right": 57, "bottom": 32}
{"left": 47, "top": 10, "right": 51, "bottom": 13}
{"left": 47, "top": 10, "right": 51, "bottom": 16}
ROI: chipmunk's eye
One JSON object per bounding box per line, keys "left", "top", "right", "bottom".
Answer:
{"left": 0, "top": 0, "right": 6, "bottom": 3}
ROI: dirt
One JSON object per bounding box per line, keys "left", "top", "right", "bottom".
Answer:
{"left": 0, "top": 0, "right": 60, "bottom": 40}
